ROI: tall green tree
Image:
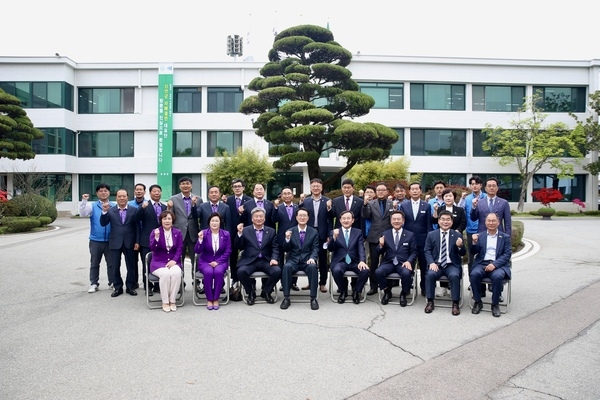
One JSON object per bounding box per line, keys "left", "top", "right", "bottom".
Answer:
{"left": 571, "top": 90, "right": 600, "bottom": 175}
{"left": 0, "top": 89, "right": 44, "bottom": 160}
{"left": 347, "top": 157, "right": 411, "bottom": 191}
{"left": 483, "top": 93, "right": 585, "bottom": 212}
{"left": 239, "top": 24, "right": 399, "bottom": 189}
{"left": 205, "top": 147, "right": 275, "bottom": 196}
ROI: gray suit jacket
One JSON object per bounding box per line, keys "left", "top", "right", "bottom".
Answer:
{"left": 169, "top": 192, "right": 201, "bottom": 242}
{"left": 361, "top": 198, "right": 394, "bottom": 243}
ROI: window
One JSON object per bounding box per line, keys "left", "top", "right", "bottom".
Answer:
{"left": 359, "top": 82, "right": 403, "bottom": 109}
{"left": 78, "top": 88, "right": 134, "bottom": 114}
{"left": 173, "top": 131, "right": 201, "bottom": 157}
{"left": 268, "top": 172, "right": 304, "bottom": 200}
{"left": 421, "top": 174, "right": 466, "bottom": 191}
{"left": 32, "top": 128, "right": 76, "bottom": 155}
{"left": 79, "top": 174, "right": 134, "bottom": 201}
{"left": 389, "top": 128, "right": 404, "bottom": 155}
{"left": 533, "top": 86, "right": 586, "bottom": 112}
{"left": 207, "top": 87, "right": 243, "bottom": 112}
{"left": 41, "top": 174, "right": 72, "bottom": 201}
{"left": 207, "top": 131, "right": 241, "bottom": 156}
{"left": 472, "top": 130, "right": 493, "bottom": 157}
{"left": 174, "top": 87, "right": 201, "bottom": 113}
{"left": 533, "top": 174, "right": 586, "bottom": 202}
{"left": 320, "top": 142, "right": 335, "bottom": 158}
{"left": 0, "top": 81, "right": 74, "bottom": 110}
{"left": 78, "top": 131, "right": 134, "bottom": 157}
{"left": 411, "top": 129, "right": 466, "bottom": 156}
{"left": 475, "top": 174, "right": 521, "bottom": 202}
{"left": 410, "top": 83, "right": 465, "bottom": 110}
{"left": 472, "top": 85, "right": 525, "bottom": 112}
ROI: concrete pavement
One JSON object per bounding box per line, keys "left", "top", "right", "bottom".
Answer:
{"left": 0, "top": 217, "right": 599, "bottom": 399}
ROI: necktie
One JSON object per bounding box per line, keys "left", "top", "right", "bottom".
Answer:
{"left": 235, "top": 197, "right": 241, "bottom": 208}
{"left": 119, "top": 208, "right": 126, "bottom": 224}
{"left": 287, "top": 205, "right": 293, "bottom": 220}
{"left": 379, "top": 200, "right": 385, "bottom": 216}
{"left": 255, "top": 229, "right": 263, "bottom": 257}
{"left": 441, "top": 231, "right": 448, "bottom": 268}
{"left": 299, "top": 230, "right": 305, "bottom": 246}
{"left": 154, "top": 203, "right": 161, "bottom": 220}
{"left": 489, "top": 198, "right": 494, "bottom": 209}
{"left": 257, "top": 200, "right": 264, "bottom": 209}
{"left": 212, "top": 203, "right": 218, "bottom": 213}
{"left": 393, "top": 230, "right": 400, "bottom": 265}
{"left": 183, "top": 197, "right": 191, "bottom": 216}
{"left": 345, "top": 197, "right": 350, "bottom": 211}
{"left": 344, "top": 229, "right": 351, "bottom": 264}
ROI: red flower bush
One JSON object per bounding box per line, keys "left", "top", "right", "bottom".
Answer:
{"left": 531, "top": 188, "right": 564, "bottom": 207}
{"left": 0, "top": 190, "right": 8, "bottom": 203}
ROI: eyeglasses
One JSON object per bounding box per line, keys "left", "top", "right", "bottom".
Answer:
{"left": 232, "top": 185, "right": 243, "bottom": 188}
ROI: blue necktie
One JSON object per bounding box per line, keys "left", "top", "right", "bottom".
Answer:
{"left": 344, "top": 229, "right": 351, "bottom": 264}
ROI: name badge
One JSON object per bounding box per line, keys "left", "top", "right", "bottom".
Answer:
{"left": 420, "top": 210, "right": 426, "bottom": 213}
{"left": 402, "top": 242, "right": 409, "bottom": 246}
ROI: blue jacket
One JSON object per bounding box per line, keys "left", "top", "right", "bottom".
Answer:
{"left": 463, "top": 192, "right": 487, "bottom": 234}
{"left": 86, "top": 200, "right": 113, "bottom": 242}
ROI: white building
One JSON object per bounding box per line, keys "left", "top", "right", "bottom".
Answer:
{"left": 0, "top": 55, "right": 598, "bottom": 214}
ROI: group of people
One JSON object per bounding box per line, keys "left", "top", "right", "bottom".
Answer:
{"left": 81, "top": 175, "right": 512, "bottom": 317}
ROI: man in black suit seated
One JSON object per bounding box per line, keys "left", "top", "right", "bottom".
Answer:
{"left": 375, "top": 211, "right": 418, "bottom": 307}
{"left": 280, "top": 208, "right": 320, "bottom": 310}
{"left": 423, "top": 210, "right": 466, "bottom": 315}
{"left": 100, "top": 189, "right": 139, "bottom": 298}
{"left": 273, "top": 187, "right": 300, "bottom": 291}
{"left": 135, "top": 184, "right": 167, "bottom": 295}
{"left": 326, "top": 210, "right": 369, "bottom": 304}
{"left": 234, "top": 207, "right": 281, "bottom": 305}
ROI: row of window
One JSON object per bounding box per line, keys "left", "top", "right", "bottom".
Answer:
{"left": 1, "top": 81, "right": 587, "bottom": 114}
{"left": 73, "top": 173, "right": 586, "bottom": 204}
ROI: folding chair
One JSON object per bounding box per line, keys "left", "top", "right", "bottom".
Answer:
{"left": 328, "top": 270, "right": 366, "bottom": 303}
{"left": 241, "top": 271, "right": 279, "bottom": 304}
{"left": 433, "top": 275, "right": 464, "bottom": 308}
{"left": 377, "top": 271, "right": 418, "bottom": 306}
{"left": 468, "top": 277, "right": 512, "bottom": 313}
{"left": 193, "top": 267, "right": 231, "bottom": 306}
{"left": 145, "top": 252, "right": 185, "bottom": 309}
{"left": 288, "top": 270, "right": 315, "bottom": 303}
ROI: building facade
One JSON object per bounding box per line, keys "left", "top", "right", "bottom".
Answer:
{"left": 0, "top": 55, "right": 598, "bottom": 214}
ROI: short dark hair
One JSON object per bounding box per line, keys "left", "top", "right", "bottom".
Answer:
{"left": 159, "top": 210, "right": 176, "bottom": 223}
{"left": 438, "top": 210, "right": 453, "bottom": 220}
{"left": 409, "top": 182, "right": 421, "bottom": 190}
{"left": 207, "top": 185, "right": 220, "bottom": 192}
{"left": 341, "top": 178, "right": 354, "bottom": 187}
{"left": 339, "top": 210, "right": 354, "bottom": 218}
{"left": 393, "top": 183, "right": 405, "bottom": 190}
{"left": 207, "top": 212, "right": 222, "bottom": 225}
{"left": 178, "top": 176, "right": 192, "bottom": 184}
{"left": 310, "top": 178, "right": 323, "bottom": 185}
{"left": 296, "top": 208, "right": 310, "bottom": 218}
{"left": 441, "top": 188, "right": 456, "bottom": 199}
{"left": 390, "top": 210, "right": 405, "bottom": 219}
{"left": 95, "top": 183, "right": 110, "bottom": 192}
{"left": 469, "top": 175, "right": 483, "bottom": 185}
{"left": 281, "top": 186, "right": 293, "bottom": 193}
{"left": 134, "top": 183, "right": 146, "bottom": 191}
{"left": 232, "top": 179, "right": 245, "bottom": 187}
{"left": 254, "top": 183, "right": 266, "bottom": 190}
{"left": 149, "top": 184, "right": 162, "bottom": 192}
{"left": 486, "top": 177, "right": 499, "bottom": 187}
{"left": 433, "top": 180, "right": 446, "bottom": 188}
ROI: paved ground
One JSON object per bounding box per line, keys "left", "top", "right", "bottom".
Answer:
{"left": 0, "top": 217, "right": 599, "bottom": 400}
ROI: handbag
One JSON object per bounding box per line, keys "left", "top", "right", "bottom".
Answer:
{"left": 229, "top": 281, "right": 242, "bottom": 302}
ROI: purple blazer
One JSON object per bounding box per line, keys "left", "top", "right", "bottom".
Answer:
{"left": 194, "top": 229, "right": 232, "bottom": 271}
{"left": 149, "top": 227, "right": 184, "bottom": 273}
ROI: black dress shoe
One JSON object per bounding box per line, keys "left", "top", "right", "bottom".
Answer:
{"left": 264, "top": 292, "right": 275, "bottom": 304}
{"left": 366, "top": 288, "right": 378, "bottom": 296}
{"left": 133, "top": 283, "right": 140, "bottom": 289}
{"left": 352, "top": 291, "right": 360, "bottom": 304}
{"left": 337, "top": 291, "right": 347, "bottom": 304}
{"left": 381, "top": 290, "right": 392, "bottom": 305}
{"left": 492, "top": 304, "right": 501, "bottom": 317}
{"left": 424, "top": 301, "right": 434, "bottom": 313}
{"left": 310, "top": 298, "right": 319, "bottom": 310}
{"left": 452, "top": 302, "right": 460, "bottom": 316}
{"left": 126, "top": 288, "right": 137, "bottom": 296}
{"left": 280, "top": 297, "right": 291, "bottom": 309}
{"left": 472, "top": 301, "right": 483, "bottom": 314}
{"left": 247, "top": 291, "right": 256, "bottom": 306}
{"left": 111, "top": 289, "right": 123, "bottom": 298}
{"left": 291, "top": 284, "right": 300, "bottom": 291}
{"left": 399, "top": 294, "right": 407, "bottom": 307}
{"left": 147, "top": 290, "right": 154, "bottom": 297}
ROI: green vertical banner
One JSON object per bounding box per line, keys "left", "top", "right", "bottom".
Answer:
{"left": 157, "top": 63, "right": 174, "bottom": 199}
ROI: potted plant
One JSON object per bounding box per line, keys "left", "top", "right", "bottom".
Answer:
{"left": 531, "top": 188, "right": 564, "bottom": 219}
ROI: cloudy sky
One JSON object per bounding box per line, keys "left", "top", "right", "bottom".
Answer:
{"left": 4, "top": 0, "right": 599, "bottom": 63}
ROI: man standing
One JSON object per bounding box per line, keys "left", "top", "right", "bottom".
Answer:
{"left": 327, "top": 210, "right": 369, "bottom": 304}
{"left": 299, "top": 178, "right": 332, "bottom": 293}
{"left": 279, "top": 208, "right": 320, "bottom": 310}
{"left": 272, "top": 187, "right": 300, "bottom": 290}
{"left": 375, "top": 211, "right": 417, "bottom": 307}
{"left": 362, "top": 182, "right": 393, "bottom": 295}
{"left": 235, "top": 208, "right": 281, "bottom": 305}
{"left": 225, "top": 179, "right": 251, "bottom": 283}
{"left": 470, "top": 213, "right": 512, "bottom": 317}
{"left": 470, "top": 177, "right": 511, "bottom": 237}
{"left": 329, "top": 178, "right": 362, "bottom": 229}
{"left": 400, "top": 182, "right": 433, "bottom": 295}
{"left": 135, "top": 184, "right": 166, "bottom": 295}
{"left": 392, "top": 183, "right": 409, "bottom": 210}
{"left": 429, "top": 180, "right": 446, "bottom": 230}
{"left": 100, "top": 189, "right": 139, "bottom": 297}
{"left": 127, "top": 183, "right": 147, "bottom": 290}
{"left": 240, "top": 183, "right": 275, "bottom": 228}
{"left": 198, "top": 185, "right": 231, "bottom": 232}
{"left": 79, "top": 183, "right": 114, "bottom": 293}
{"left": 423, "top": 210, "right": 466, "bottom": 315}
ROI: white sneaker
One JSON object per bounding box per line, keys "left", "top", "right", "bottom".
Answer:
{"left": 88, "top": 284, "right": 98, "bottom": 293}
{"left": 435, "top": 287, "right": 447, "bottom": 297}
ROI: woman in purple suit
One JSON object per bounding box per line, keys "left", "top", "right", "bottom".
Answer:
{"left": 149, "top": 210, "right": 184, "bottom": 313}
{"left": 195, "top": 212, "right": 231, "bottom": 310}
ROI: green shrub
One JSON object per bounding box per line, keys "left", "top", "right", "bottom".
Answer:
{"left": 8, "top": 194, "right": 57, "bottom": 222}
{"left": 583, "top": 210, "right": 600, "bottom": 216}
{"left": 38, "top": 216, "right": 53, "bottom": 226}
{"left": 529, "top": 211, "right": 539, "bottom": 216}
{"left": 5, "top": 218, "right": 41, "bottom": 233}
{"left": 2, "top": 199, "right": 22, "bottom": 217}
{"left": 555, "top": 211, "right": 569, "bottom": 217}
{"left": 511, "top": 220, "right": 525, "bottom": 253}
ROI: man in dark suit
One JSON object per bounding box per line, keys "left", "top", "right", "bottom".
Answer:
{"left": 470, "top": 177, "right": 512, "bottom": 237}
{"left": 400, "top": 182, "right": 433, "bottom": 295}
{"left": 135, "top": 184, "right": 166, "bottom": 295}
{"left": 279, "top": 208, "right": 320, "bottom": 310}
{"left": 272, "top": 187, "right": 300, "bottom": 291}
{"left": 198, "top": 185, "right": 231, "bottom": 232}
{"left": 423, "top": 210, "right": 466, "bottom": 315}
{"left": 240, "top": 183, "right": 275, "bottom": 228}
{"left": 376, "top": 211, "right": 418, "bottom": 307}
{"left": 470, "top": 212, "right": 512, "bottom": 317}
{"left": 100, "top": 189, "right": 139, "bottom": 297}
{"left": 362, "top": 182, "right": 394, "bottom": 295}
{"left": 224, "top": 179, "right": 251, "bottom": 283}
{"left": 327, "top": 210, "right": 369, "bottom": 304}
{"left": 329, "top": 178, "right": 362, "bottom": 229}
{"left": 234, "top": 207, "right": 281, "bottom": 305}
{"left": 299, "top": 178, "right": 332, "bottom": 293}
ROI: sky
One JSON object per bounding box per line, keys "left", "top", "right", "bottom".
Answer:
{"left": 3, "top": 0, "right": 599, "bottom": 63}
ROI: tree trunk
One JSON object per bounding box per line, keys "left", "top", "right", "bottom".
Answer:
{"left": 306, "top": 159, "right": 322, "bottom": 183}
{"left": 322, "top": 161, "right": 357, "bottom": 190}
{"left": 517, "top": 173, "right": 533, "bottom": 213}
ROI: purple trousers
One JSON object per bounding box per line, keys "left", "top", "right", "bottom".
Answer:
{"left": 198, "top": 263, "right": 228, "bottom": 301}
